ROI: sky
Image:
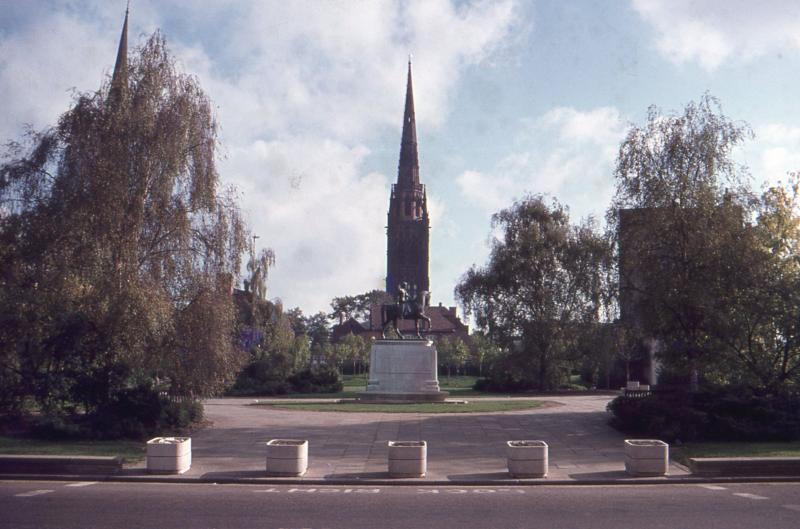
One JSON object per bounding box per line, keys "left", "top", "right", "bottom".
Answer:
{"left": 2, "top": 0, "right": 800, "bottom": 317}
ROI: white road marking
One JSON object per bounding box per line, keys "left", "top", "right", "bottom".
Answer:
{"left": 15, "top": 489, "right": 54, "bottom": 498}
{"left": 698, "top": 485, "right": 727, "bottom": 491}
{"left": 733, "top": 493, "right": 768, "bottom": 500}
{"left": 65, "top": 482, "right": 98, "bottom": 488}
{"left": 417, "top": 488, "right": 526, "bottom": 495}
{"left": 256, "top": 488, "right": 381, "bottom": 494}
{"left": 782, "top": 505, "right": 800, "bottom": 512}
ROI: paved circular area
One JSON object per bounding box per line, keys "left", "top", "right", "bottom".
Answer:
{"left": 169, "top": 394, "right": 687, "bottom": 482}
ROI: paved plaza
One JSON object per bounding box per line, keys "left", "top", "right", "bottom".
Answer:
{"left": 132, "top": 395, "right": 688, "bottom": 482}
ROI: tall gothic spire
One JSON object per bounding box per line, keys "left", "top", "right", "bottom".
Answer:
{"left": 110, "top": 3, "right": 129, "bottom": 102}
{"left": 386, "top": 60, "right": 429, "bottom": 295}
{"left": 397, "top": 59, "right": 419, "bottom": 186}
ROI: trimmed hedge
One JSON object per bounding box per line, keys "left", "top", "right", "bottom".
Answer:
{"left": 287, "top": 366, "right": 343, "bottom": 394}
{"left": 608, "top": 386, "right": 800, "bottom": 442}
{"left": 229, "top": 363, "right": 342, "bottom": 396}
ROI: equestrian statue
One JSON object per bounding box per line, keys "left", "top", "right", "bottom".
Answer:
{"left": 381, "top": 282, "right": 431, "bottom": 339}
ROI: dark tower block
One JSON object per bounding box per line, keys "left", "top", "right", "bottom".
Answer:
{"left": 386, "top": 61, "right": 430, "bottom": 295}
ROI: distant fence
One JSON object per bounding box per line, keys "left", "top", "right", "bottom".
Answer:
{"left": 158, "top": 392, "right": 196, "bottom": 403}
{"left": 622, "top": 388, "right": 652, "bottom": 398}
{"left": 622, "top": 387, "right": 682, "bottom": 399}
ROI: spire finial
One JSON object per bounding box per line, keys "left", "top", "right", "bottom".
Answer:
{"left": 397, "top": 61, "right": 419, "bottom": 186}
{"left": 109, "top": 2, "right": 129, "bottom": 104}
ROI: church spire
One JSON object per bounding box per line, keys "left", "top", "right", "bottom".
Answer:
{"left": 109, "top": 3, "right": 129, "bottom": 102}
{"left": 397, "top": 59, "right": 419, "bottom": 186}
{"left": 386, "top": 60, "right": 430, "bottom": 295}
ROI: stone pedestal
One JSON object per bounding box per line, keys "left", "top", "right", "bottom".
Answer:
{"left": 359, "top": 340, "right": 448, "bottom": 403}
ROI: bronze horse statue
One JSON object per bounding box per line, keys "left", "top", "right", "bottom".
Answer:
{"left": 381, "top": 290, "right": 431, "bottom": 339}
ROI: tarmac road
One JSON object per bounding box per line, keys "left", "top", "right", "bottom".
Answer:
{"left": 1, "top": 480, "right": 799, "bottom": 529}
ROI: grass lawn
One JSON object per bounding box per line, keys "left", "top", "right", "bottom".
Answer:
{"left": 252, "top": 399, "right": 548, "bottom": 414}
{"left": 244, "top": 374, "right": 598, "bottom": 399}
{"left": 673, "top": 441, "right": 800, "bottom": 465}
{"left": 275, "top": 374, "right": 488, "bottom": 399}
{"left": 0, "top": 436, "right": 146, "bottom": 463}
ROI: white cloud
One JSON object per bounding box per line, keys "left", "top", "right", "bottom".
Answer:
{"left": 456, "top": 169, "right": 517, "bottom": 212}
{"left": 749, "top": 124, "right": 800, "bottom": 184}
{"left": 632, "top": 0, "right": 800, "bottom": 70}
{"left": 457, "top": 106, "right": 627, "bottom": 221}
{"left": 0, "top": 0, "right": 520, "bottom": 313}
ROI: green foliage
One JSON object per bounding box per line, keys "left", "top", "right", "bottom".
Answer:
{"left": 436, "top": 336, "right": 470, "bottom": 378}
{"left": 0, "top": 436, "right": 146, "bottom": 463}
{"left": 0, "top": 32, "right": 246, "bottom": 429}
{"left": 305, "top": 311, "right": 332, "bottom": 347}
{"left": 609, "top": 95, "right": 800, "bottom": 391}
{"left": 228, "top": 359, "right": 291, "bottom": 396}
{"left": 230, "top": 358, "right": 343, "bottom": 396}
{"left": 467, "top": 332, "right": 500, "bottom": 378}
{"left": 329, "top": 290, "right": 392, "bottom": 324}
{"left": 334, "top": 333, "right": 369, "bottom": 375}
{"left": 287, "top": 365, "right": 343, "bottom": 394}
{"left": 244, "top": 248, "right": 276, "bottom": 302}
{"left": 29, "top": 383, "right": 203, "bottom": 441}
{"left": 608, "top": 387, "right": 800, "bottom": 442}
{"left": 456, "top": 195, "right": 613, "bottom": 390}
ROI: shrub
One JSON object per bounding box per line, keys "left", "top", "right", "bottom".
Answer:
{"left": 472, "top": 373, "right": 540, "bottom": 393}
{"left": 228, "top": 360, "right": 292, "bottom": 396}
{"left": 229, "top": 361, "right": 343, "bottom": 396}
{"left": 28, "top": 383, "right": 205, "bottom": 441}
{"left": 73, "top": 383, "right": 158, "bottom": 439}
{"left": 159, "top": 399, "right": 204, "bottom": 430}
{"left": 288, "top": 365, "right": 343, "bottom": 394}
{"left": 608, "top": 386, "right": 800, "bottom": 442}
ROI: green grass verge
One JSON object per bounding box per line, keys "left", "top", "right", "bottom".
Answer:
{"left": 252, "top": 400, "right": 548, "bottom": 414}
{"left": 0, "top": 436, "right": 146, "bottom": 463}
{"left": 673, "top": 441, "right": 800, "bottom": 465}
{"left": 279, "top": 375, "right": 489, "bottom": 399}
{"left": 242, "top": 374, "right": 597, "bottom": 399}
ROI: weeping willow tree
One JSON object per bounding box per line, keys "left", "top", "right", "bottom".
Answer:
{"left": 0, "top": 32, "right": 247, "bottom": 419}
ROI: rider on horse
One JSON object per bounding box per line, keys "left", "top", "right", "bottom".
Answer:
{"left": 381, "top": 281, "right": 431, "bottom": 339}
{"left": 397, "top": 281, "right": 411, "bottom": 318}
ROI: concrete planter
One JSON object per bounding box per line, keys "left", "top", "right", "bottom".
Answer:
{"left": 506, "top": 440, "right": 548, "bottom": 478}
{"left": 388, "top": 441, "right": 426, "bottom": 478}
{"left": 624, "top": 439, "right": 668, "bottom": 476}
{"left": 147, "top": 437, "right": 191, "bottom": 474}
{"left": 266, "top": 439, "right": 308, "bottom": 476}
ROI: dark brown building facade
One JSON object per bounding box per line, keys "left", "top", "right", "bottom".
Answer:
{"left": 386, "top": 61, "right": 430, "bottom": 295}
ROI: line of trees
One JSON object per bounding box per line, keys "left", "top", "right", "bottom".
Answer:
{"left": 3, "top": 24, "right": 797, "bottom": 442}
{"left": 456, "top": 94, "right": 800, "bottom": 401}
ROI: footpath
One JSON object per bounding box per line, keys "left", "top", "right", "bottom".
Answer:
{"left": 3, "top": 395, "right": 798, "bottom": 485}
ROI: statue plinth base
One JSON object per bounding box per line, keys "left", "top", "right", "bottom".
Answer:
{"left": 359, "top": 340, "right": 449, "bottom": 403}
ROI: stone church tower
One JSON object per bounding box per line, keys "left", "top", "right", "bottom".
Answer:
{"left": 386, "top": 61, "right": 430, "bottom": 295}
